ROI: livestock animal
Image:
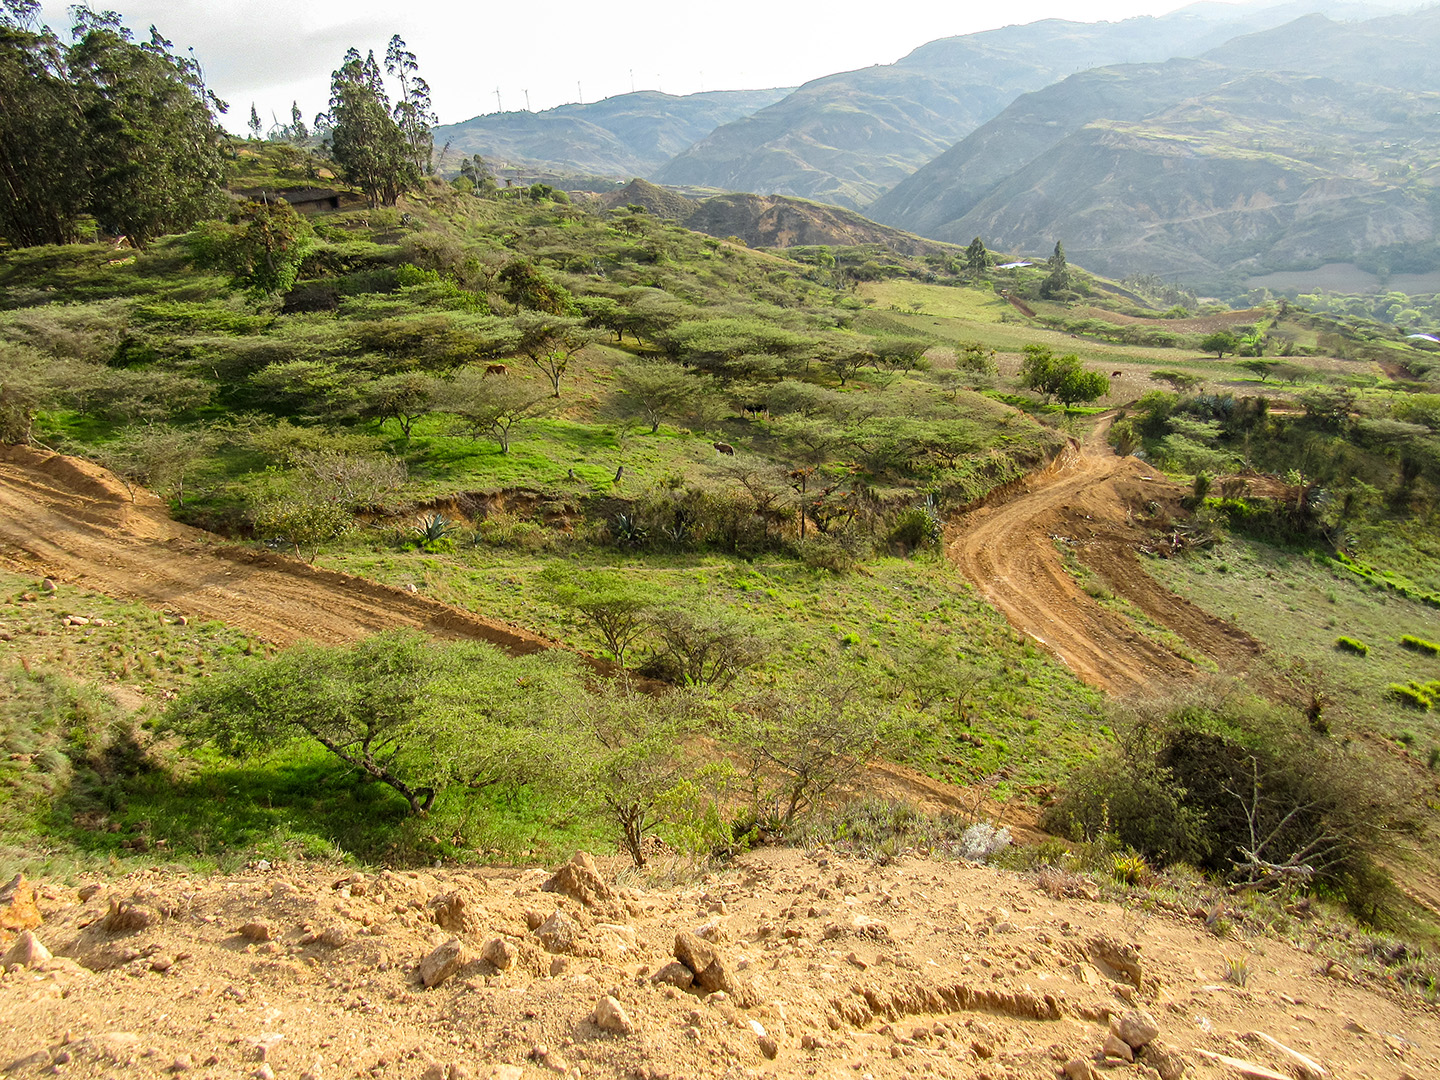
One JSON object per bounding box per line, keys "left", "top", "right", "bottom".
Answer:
{"left": 484, "top": 363, "right": 508, "bottom": 376}
{"left": 713, "top": 442, "right": 735, "bottom": 456}
{"left": 1111, "top": 371, "right": 1123, "bottom": 378}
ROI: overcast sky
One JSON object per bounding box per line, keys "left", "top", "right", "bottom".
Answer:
{"left": 31, "top": 0, "right": 1414, "bottom": 133}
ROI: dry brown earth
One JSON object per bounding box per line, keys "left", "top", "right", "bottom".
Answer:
{"left": 2, "top": 851, "right": 1435, "bottom": 1080}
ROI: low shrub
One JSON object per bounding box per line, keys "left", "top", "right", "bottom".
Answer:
{"left": 1385, "top": 683, "right": 1433, "bottom": 710}
{"left": 1335, "top": 636, "right": 1369, "bottom": 656}
{"left": 1400, "top": 635, "right": 1440, "bottom": 656}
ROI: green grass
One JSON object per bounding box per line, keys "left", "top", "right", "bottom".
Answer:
{"left": 319, "top": 545, "right": 1106, "bottom": 794}
{"left": 1146, "top": 540, "right": 1440, "bottom": 743}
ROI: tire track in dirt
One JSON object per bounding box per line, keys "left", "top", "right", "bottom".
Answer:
{"left": 0, "top": 446, "right": 556, "bottom": 653}
{"left": 946, "top": 416, "right": 1262, "bottom": 695}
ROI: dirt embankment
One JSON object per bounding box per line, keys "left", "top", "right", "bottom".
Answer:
{"left": 3, "top": 850, "right": 1437, "bottom": 1080}
{"left": 0, "top": 446, "right": 554, "bottom": 653}
{"left": 945, "top": 418, "right": 1263, "bottom": 696}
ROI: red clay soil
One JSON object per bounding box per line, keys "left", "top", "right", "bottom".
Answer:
{"left": 0, "top": 445, "right": 555, "bottom": 653}
{"left": 946, "top": 417, "right": 1264, "bottom": 696}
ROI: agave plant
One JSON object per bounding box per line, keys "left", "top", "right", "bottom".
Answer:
{"left": 611, "top": 512, "right": 649, "bottom": 550}
{"left": 414, "top": 512, "right": 457, "bottom": 542}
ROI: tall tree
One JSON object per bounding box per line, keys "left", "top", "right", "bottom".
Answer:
{"left": 1039, "top": 240, "right": 1071, "bottom": 298}
{"left": 965, "top": 236, "right": 992, "bottom": 276}
{"left": 322, "top": 47, "right": 414, "bottom": 208}
{"left": 248, "top": 102, "right": 262, "bottom": 139}
{"left": 67, "top": 10, "right": 229, "bottom": 247}
{"left": 384, "top": 34, "right": 436, "bottom": 176}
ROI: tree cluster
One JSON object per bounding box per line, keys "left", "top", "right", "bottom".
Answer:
{"left": 1, "top": 2, "right": 229, "bottom": 247}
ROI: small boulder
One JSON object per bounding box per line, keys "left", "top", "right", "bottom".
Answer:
{"left": 542, "top": 851, "right": 616, "bottom": 909}
{"left": 674, "top": 930, "right": 756, "bottom": 1007}
{"left": 2, "top": 930, "right": 51, "bottom": 971}
{"left": 1102, "top": 1032, "right": 1134, "bottom": 1062}
{"left": 317, "top": 925, "right": 351, "bottom": 948}
{"left": 101, "top": 900, "right": 157, "bottom": 934}
{"left": 1112, "top": 1008, "right": 1161, "bottom": 1051}
{"left": 1140, "top": 1040, "right": 1190, "bottom": 1080}
{"left": 590, "top": 996, "right": 634, "bottom": 1035}
{"left": 419, "top": 938, "right": 467, "bottom": 988}
{"left": 758, "top": 1035, "right": 779, "bottom": 1060}
{"left": 1063, "top": 1059, "right": 1099, "bottom": 1080}
{"left": 0, "top": 874, "right": 42, "bottom": 936}
{"left": 481, "top": 938, "right": 518, "bottom": 972}
{"left": 238, "top": 921, "right": 274, "bottom": 943}
{"left": 534, "top": 911, "right": 580, "bottom": 955}
{"left": 674, "top": 931, "right": 717, "bottom": 976}
{"left": 650, "top": 961, "right": 695, "bottom": 990}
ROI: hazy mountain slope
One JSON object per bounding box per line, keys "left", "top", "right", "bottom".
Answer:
{"left": 876, "top": 66, "right": 1440, "bottom": 285}
{"left": 434, "top": 89, "right": 790, "bottom": 176}
{"left": 650, "top": 5, "right": 1364, "bottom": 210}
{"left": 681, "top": 193, "right": 955, "bottom": 256}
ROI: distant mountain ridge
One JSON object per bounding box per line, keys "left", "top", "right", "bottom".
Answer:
{"left": 433, "top": 89, "right": 791, "bottom": 178}
{"left": 650, "top": 3, "right": 1391, "bottom": 210}
{"left": 867, "top": 7, "right": 1440, "bottom": 289}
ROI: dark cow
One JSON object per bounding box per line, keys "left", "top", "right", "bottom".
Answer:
{"left": 484, "top": 363, "right": 508, "bottom": 376}
{"left": 713, "top": 442, "right": 735, "bottom": 456}
{"left": 1111, "top": 371, "right": 1123, "bottom": 378}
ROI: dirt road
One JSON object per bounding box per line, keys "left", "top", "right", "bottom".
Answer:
{"left": 946, "top": 417, "right": 1263, "bottom": 695}
{"left": 0, "top": 446, "right": 555, "bottom": 653}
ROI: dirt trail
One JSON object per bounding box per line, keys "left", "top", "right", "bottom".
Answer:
{"left": 946, "top": 417, "right": 1263, "bottom": 695}
{"left": 0, "top": 446, "right": 555, "bottom": 653}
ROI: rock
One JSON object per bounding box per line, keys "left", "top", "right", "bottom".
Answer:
{"left": 758, "top": 1035, "right": 779, "bottom": 1059}
{"left": 255, "top": 1065, "right": 275, "bottom": 1080}
{"left": 1140, "top": 1041, "right": 1189, "bottom": 1080}
{"left": 674, "top": 931, "right": 756, "bottom": 1007}
{"left": 542, "top": 851, "right": 616, "bottom": 909}
{"left": 1194, "top": 1049, "right": 1289, "bottom": 1080}
{"left": 534, "top": 910, "right": 580, "bottom": 955}
{"left": 650, "top": 961, "right": 695, "bottom": 990}
{"left": 1112, "top": 1008, "right": 1161, "bottom": 1050}
{"left": 1244, "top": 1032, "right": 1325, "bottom": 1080}
{"left": 101, "top": 899, "right": 157, "bottom": 934}
{"left": 800, "top": 1033, "right": 826, "bottom": 1051}
{"left": 481, "top": 938, "right": 518, "bottom": 972}
{"left": 0, "top": 874, "right": 42, "bottom": 937}
{"left": 41, "top": 579, "right": 57, "bottom": 592}
{"left": 2, "top": 930, "right": 51, "bottom": 971}
{"left": 1091, "top": 935, "right": 1144, "bottom": 989}
{"left": 548, "top": 957, "right": 568, "bottom": 978}
{"left": 317, "top": 925, "right": 351, "bottom": 947}
{"left": 422, "top": 1064, "right": 447, "bottom": 1080}
{"left": 431, "top": 892, "right": 469, "bottom": 932}
{"left": 525, "top": 909, "right": 546, "bottom": 931}
{"left": 76, "top": 883, "right": 104, "bottom": 902}
{"left": 1063, "top": 1057, "right": 1099, "bottom": 1080}
{"left": 238, "top": 921, "right": 274, "bottom": 942}
{"left": 591, "top": 995, "right": 634, "bottom": 1035}
{"left": 850, "top": 914, "right": 890, "bottom": 939}
{"left": 170, "top": 1055, "right": 194, "bottom": 1072}
{"left": 1102, "top": 1032, "right": 1134, "bottom": 1062}
{"left": 419, "top": 938, "right": 467, "bottom": 988}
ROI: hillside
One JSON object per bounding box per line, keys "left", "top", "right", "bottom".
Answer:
{"left": 650, "top": 4, "right": 1360, "bottom": 210}
{"left": 870, "top": 28, "right": 1440, "bottom": 290}
{"left": 433, "top": 89, "right": 790, "bottom": 178}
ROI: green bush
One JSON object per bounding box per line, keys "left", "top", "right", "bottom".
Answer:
{"left": 1335, "top": 636, "right": 1370, "bottom": 656}
{"left": 1385, "top": 683, "right": 1433, "bottom": 710}
{"left": 1400, "top": 635, "right": 1440, "bottom": 656}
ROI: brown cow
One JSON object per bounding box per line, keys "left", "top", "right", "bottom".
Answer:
{"left": 484, "top": 363, "right": 508, "bottom": 376}
{"left": 1111, "top": 371, "right": 1123, "bottom": 378}
{"left": 713, "top": 442, "right": 735, "bottom": 456}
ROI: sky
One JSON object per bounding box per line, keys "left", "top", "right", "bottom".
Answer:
{"left": 30, "top": 0, "right": 1413, "bottom": 134}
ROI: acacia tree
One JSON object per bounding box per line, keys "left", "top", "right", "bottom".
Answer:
{"left": 436, "top": 369, "right": 551, "bottom": 452}
{"left": 514, "top": 312, "right": 598, "bottom": 397}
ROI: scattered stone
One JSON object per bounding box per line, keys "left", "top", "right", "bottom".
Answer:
{"left": 800, "top": 1033, "right": 826, "bottom": 1051}
{"left": 1091, "top": 935, "right": 1144, "bottom": 989}
{"left": 419, "top": 938, "right": 467, "bottom": 988}
{"left": 534, "top": 910, "right": 580, "bottom": 955}
{"left": 317, "top": 925, "right": 351, "bottom": 947}
{"left": 2, "top": 930, "right": 51, "bottom": 971}
{"left": 591, "top": 995, "right": 634, "bottom": 1035}
{"left": 0, "top": 874, "right": 42, "bottom": 936}
{"left": 1112, "top": 1008, "right": 1160, "bottom": 1050}
{"left": 525, "top": 909, "right": 546, "bottom": 931}
{"left": 77, "top": 884, "right": 105, "bottom": 903}
{"left": 422, "top": 1064, "right": 446, "bottom": 1080}
{"left": 542, "top": 851, "right": 617, "bottom": 909}
{"left": 674, "top": 930, "right": 717, "bottom": 976}
{"left": 844, "top": 952, "right": 867, "bottom": 971}
{"left": 170, "top": 1055, "right": 194, "bottom": 1072}
{"left": 41, "top": 579, "right": 57, "bottom": 593}
{"left": 255, "top": 1065, "right": 274, "bottom": 1080}
{"left": 758, "top": 1035, "right": 779, "bottom": 1059}
{"left": 850, "top": 914, "right": 890, "bottom": 939}
{"left": 1244, "top": 1031, "right": 1325, "bottom": 1080}
{"left": 548, "top": 957, "right": 568, "bottom": 978}
{"left": 1194, "top": 1049, "right": 1289, "bottom": 1080}
{"left": 149, "top": 954, "right": 175, "bottom": 973}
{"left": 1063, "top": 1057, "right": 1099, "bottom": 1080}
{"left": 673, "top": 930, "right": 757, "bottom": 1007}
{"left": 1101, "top": 1033, "right": 1134, "bottom": 1062}
{"left": 481, "top": 937, "right": 518, "bottom": 972}
{"left": 238, "top": 921, "right": 274, "bottom": 943}
{"left": 650, "top": 961, "right": 694, "bottom": 990}
{"left": 1139, "top": 1041, "right": 1189, "bottom": 1080}
{"left": 101, "top": 899, "right": 157, "bottom": 934}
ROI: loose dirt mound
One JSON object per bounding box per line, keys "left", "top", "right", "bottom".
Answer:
{"left": 3, "top": 852, "right": 1434, "bottom": 1080}
{"left": 946, "top": 419, "right": 1263, "bottom": 695}
{"left": 0, "top": 446, "right": 553, "bottom": 652}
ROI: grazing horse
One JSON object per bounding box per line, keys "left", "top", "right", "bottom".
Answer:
{"left": 713, "top": 442, "right": 735, "bottom": 456}
{"left": 484, "top": 363, "right": 508, "bottom": 376}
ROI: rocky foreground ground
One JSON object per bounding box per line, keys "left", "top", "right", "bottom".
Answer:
{"left": 1, "top": 850, "right": 1436, "bottom": 1080}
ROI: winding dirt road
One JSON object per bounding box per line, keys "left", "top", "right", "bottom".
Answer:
{"left": 0, "top": 446, "right": 555, "bottom": 653}
{"left": 946, "top": 417, "right": 1263, "bottom": 695}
